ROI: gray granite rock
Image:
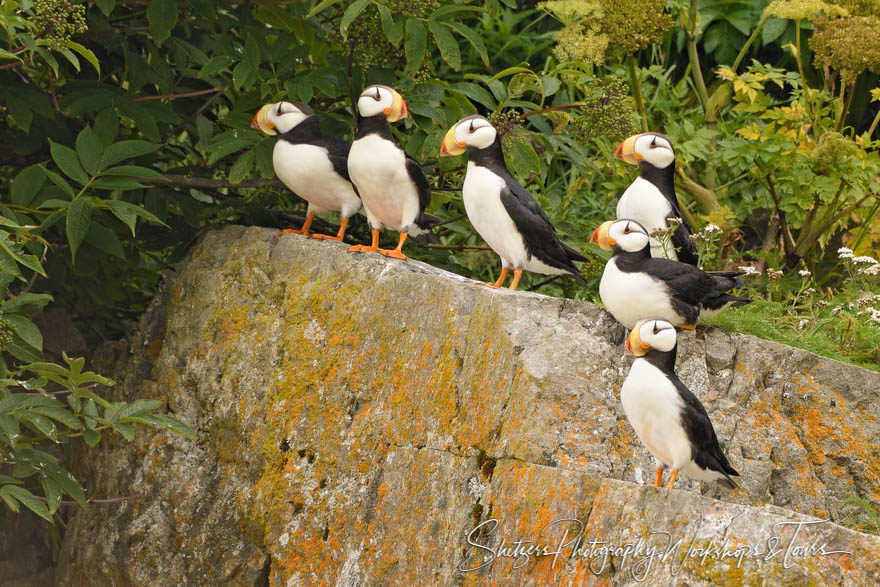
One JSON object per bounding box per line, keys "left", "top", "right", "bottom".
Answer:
{"left": 52, "top": 226, "right": 880, "bottom": 585}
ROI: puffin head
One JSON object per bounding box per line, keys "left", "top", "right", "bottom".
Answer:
{"left": 251, "top": 101, "right": 314, "bottom": 135}
{"left": 589, "top": 219, "right": 649, "bottom": 253}
{"left": 440, "top": 115, "right": 497, "bottom": 156}
{"left": 615, "top": 133, "right": 675, "bottom": 169}
{"left": 357, "top": 85, "right": 407, "bottom": 121}
{"left": 625, "top": 318, "right": 678, "bottom": 356}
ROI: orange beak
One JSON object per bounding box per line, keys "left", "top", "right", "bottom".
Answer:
{"left": 616, "top": 134, "right": 641, "bottom": 165}
{"left": 251, "top": 104, "right": 276, "bottom": 135}
{"left": 625, "top": 322, "right": 649, "bottom": 356}
{"left": 385, "top": 90, "right": 408, "bottom": 122}
{"left": 440, "top": 124, "right": 465, "bottom": 157}
{"left": 590, "top": 221, "right": 615, "bottom": 250}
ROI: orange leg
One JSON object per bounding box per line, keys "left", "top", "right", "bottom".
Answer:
{"left": 311, "top": 216, "right": 349, "bottom": 241}
{"left": 276, "top": 211, "right": 314, "bottom": 237}
{"left": 653, "top": 467, "right": 665, "bottom": 488}
{"left": 479, "top": 267, "right": 509, "bottom": 288}
{"left": 507, "top": 269, "right": 523, "bottom": 291}
{"left": 679, "top": 323, "right": 697, "bottom": 330}
{"left": 664, "top": 469, "right": 679, "bottom": 489}
{"left": 379, "top": 232, "right": 408, "bottom": 260}
{"left": 347, "top": 229, "right": 380, "bottom": 253}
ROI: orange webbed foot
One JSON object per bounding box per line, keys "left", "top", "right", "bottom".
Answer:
{"left": 664, "top": 469, "right": 679, "bottom": 489}
{"left": 347, "top": 244, "right": 379, "bottom": 254}
{"left": 275, "top": 228, "right": 308, "bottom": 238}
{"left": 378, "top": 248, "right": 407, "bottom": 260}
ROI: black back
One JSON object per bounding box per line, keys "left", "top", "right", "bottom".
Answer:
{"left": 644, "top": 345, "right": 739, "bottom": 487}
{"left": 638, "top": 160, "right": 699, "bottom": 266}
{"left": 468, "top": 136, "right": 587, "bottom": 282}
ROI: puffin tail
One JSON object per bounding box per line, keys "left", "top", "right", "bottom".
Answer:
{"left": 409, "top": 214, "right": 440, "bottom": 245}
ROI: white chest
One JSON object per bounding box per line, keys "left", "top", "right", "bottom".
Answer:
{"left": 348, "top": 135, "right": 419, "bottom": 230}
{"left": 599, "top": 258, "right": 681, "bottom": 329}
{"left": 273, "top": 142, "right": 360, "bottom": 215}
{"left": 462, "top": 163, "right": 529, "bottom": 268}
{"left": 621, "top": 359, "right": 692, "bottom": 468}
{"left": 617, "top": 177, "right": 678, "bottom": 260}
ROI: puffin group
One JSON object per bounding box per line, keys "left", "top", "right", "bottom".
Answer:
{"left": 251, "top": 89, "right": 749, "bottom": 492}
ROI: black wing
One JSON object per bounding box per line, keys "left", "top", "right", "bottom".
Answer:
{"left": 670, "top": 374, "right": 739, "bottom": 484}
{"left": 404, "top": 154, "right": 431, "bottom": 218}
{"left": 639, "top": 258, "right": 719, "bottom": 306}
{"left": 499, "top": 179, "right": 586, "bottom": 281}
{"left": 669, "top": 216, "right": 699, "bottom": 266}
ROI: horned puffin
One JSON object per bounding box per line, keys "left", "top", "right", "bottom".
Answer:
{"left": 346, "top": 85, "right": 431, "bottom": 260}
{"left": 251, "top": 101, "right": 361, "bottom": 241}
{"left": 616, "top": 133, "right": 699, "bottom": 265}
{"left": 590, "top": 219, "right": 750, "bottom": 329}
{"left": 622, "top": 318, "right": 740, "bottom": 489}
{"left": 439, "top": 115, "right": 586, "bottom": 290}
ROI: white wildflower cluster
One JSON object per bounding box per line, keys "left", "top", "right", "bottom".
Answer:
{"left": 804, "top": 287, "right": 817, "bottom": 295}
{"left": 738, "top": 265, "right": 760, "bottom": 276}
{"left": 869, "top": 307, "right": 880, "bottom": 324}
{"left": 798, "top": 269, "right": 811, "bottom": 278}
{"left": 838, "top": 247, "right": 854, "bottom": 259}
{"left": 703, "top": 223, "right": 722, "bottom": 234}
{"left": 853, "top": 255, "right": 878, "bottom": 264}
{"left": 767, "top": 268, "right": 784, "bottom": 280}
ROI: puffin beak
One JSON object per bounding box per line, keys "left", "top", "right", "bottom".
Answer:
{"left": 616, "top": 134, "right": 641, "bottom": 164}
{"left": 385, "top": 90, "right": 408, "bottom": 122}
{"left": 440, "top": 124, "right": 465, "bottom": 157}
{"left": 625, "top": 325, "right": 649, "bottom": 357}
{"left": 589, "top": 221, "right": 615, "bottom": 251}
{"left": 252, "top": 104, "right": 276, "bottom": 135}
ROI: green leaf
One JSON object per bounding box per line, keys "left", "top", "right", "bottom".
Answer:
{"left": 66, "top": 198, "right": 93, "bottom": 263}
{"left": 762, "top": 17, "right": 788, "bottom": 45}
{"left": 96, "top": 0, "right": 115, "bottom": 17}
{"left": 228, "top": 150, "right": 255, "bottom": 184}
{"left": 0, "top": 475, "right": 22, "bottom": 486}
{"left": 4, "top": 485, "right": 53, "bottom": 522}
{"left": 41, "top": 476, "right": 62, "bottom": 514}
{"left": 49, "top": 140, "right": 90, "bottom": 185}
{"left": 0, "top": 414, "right": 21, "bottom": 449}
{"left": 378, "top": 5, "right": 402, "bottom": 46}
{"left": 116, "top": 398, "right": 163, "bottom": 419}
{"left": 100, "top": 140, "right": 160, "bottom": 168}
{"left": 0, "top": 244, "right": 23, "bottom": 281}
{"left": 147, "top": 0, "right": 178, "bottom": 45}
{"left": 0, "top": 485, "right": 20, "bottom": 512}
{"left": 306, "top": 0, "right": 344, "bottom": 18}
{"left": 450, "top": 82, "right": 497, "bottom": 109}
{"left": 91, "top": 177, "right": 147, "bottom": 191}
{"left": 507, "top": 138, "right": 540, "bottom": 180}
{"left": 82, "top": 428, "right": 101, "bottom": 447}
{"left": 75, "top": 126, "right": 103, "bottom": 175}
{"left": 0, "top": 48, "right": 24, "bottom": 62}
{"left": 153, "top": 414, "right": 197, "bottom": 441}
{"left": 340, "top": 0, "right": 372, "bottom": 39}
{"left": 113, "top": 422, "right": 135, "bottom": 441}
{"left": 105, "top": 200, "right": 167, "bottom": 236}
{"left": 429, "top": 22, "right": 461, "bottom": 72}
{"left": 232, "top": 61, "right": 251, "bottom": 90}
{"left": 39, "top": 166, "right": 74, "bottom": 199}
{"left": 100, "top": 165, "right": 165, "bottom": 181}
{"left": 60, "top": 48, "right": 80, "bottom": 72}
{"left": 11, "top": 166, "right": 46, "bottom": 207}
{"left": 244, "top": 34, "right": 260, "bottom": 69}
{"left": 32, "top": 406, "right": 80, "bottom": 429}
{"left": 21, "top": 413, "right": 57, "bottom": 441}
{"left": 446, "top": 21, "right": 489, "bottom": 68}
{"left": 42, "top": 461, "right": 86, "bottom": 507}
{"left": 65, "top": 41, "right": 100, "bottom": 75}
{"left": 2, "top": 293, "right": 53, "bottom": 313}
{"left": 5, "top": 313, "right": 43, "bottom": 351}
{"left": 84, "top": 223, "right": 125, "bottom": 259}
{"left": 404, "top": 18, "right": 427, "bottom": 74}
{"left": 198, "top": 55, "right": 235, "bottom": 79}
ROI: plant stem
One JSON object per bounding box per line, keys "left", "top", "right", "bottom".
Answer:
{"left": 836, "top": 83, "right": 855, "bottom": 132}
{"left": 626, "top": 54, "right": 649, "bottom": 132}
{"left": 867, "top": 109, "right": 880, "bottom": 138}
{"left": 794, "top": 20, "right": 816, "bottom": 136}
{"left": 731, "top": 12, "right": 770, "bottom": 73}
{"left": 684, "top": 0, "right": 710, "bottom": 117}
{"left": 675, "top": 168, "right": 720, "bottom": 213}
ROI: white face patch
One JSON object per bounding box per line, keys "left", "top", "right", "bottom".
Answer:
{"left": 608, "top": 220, "right": 650, "bottom": 253}
{"left": 454, "top": 117, "right": 497, "bottom": 150}
{"left": 270, "top": 102, "right": 310, "bottom": 134}
{"left": 634, "top": 134, "right": 675, "bottom": 169}
{"left": 357, "top": 85, "right": 394, "bottom": 118}
{"left": 637, "top": 319, "right": 677, "bottom": 352}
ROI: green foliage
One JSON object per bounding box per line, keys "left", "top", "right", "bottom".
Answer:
{"left": 839, "top": 496, "right": 880, "bottom": 535}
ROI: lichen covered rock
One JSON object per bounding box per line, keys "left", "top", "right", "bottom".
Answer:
{"left": 54, "top": 226, "right": 880, "bottom": 585}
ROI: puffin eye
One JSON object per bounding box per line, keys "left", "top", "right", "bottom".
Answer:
{"left": 374, "top": 89, "right": 381, "bottom": 101}
{"left": 469, "top": 121, "right": 475, "bottom": 133}
{"left": 649, "top": 137, "right": 657, "bottom": 149}
{"left": 623, "top": 223, "right": 631, "bottom": 234}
